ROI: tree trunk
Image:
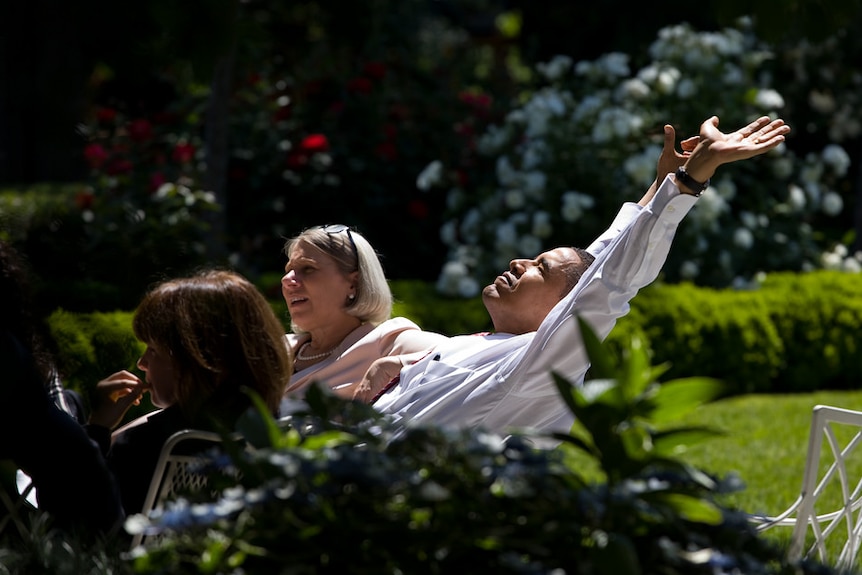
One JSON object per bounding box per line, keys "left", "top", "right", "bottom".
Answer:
{"left": 201, "top": 14, "right": 238, "bottom": 263}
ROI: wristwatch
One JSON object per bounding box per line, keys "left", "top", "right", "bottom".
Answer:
{"left": 674, "top": 167, "right": 710, "bottom": 196}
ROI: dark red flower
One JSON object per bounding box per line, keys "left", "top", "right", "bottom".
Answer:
{"left": 96, "top": 107, "right": 117, "bottom": 124}
{"left": 363, "top": 61, "right": 387, "bottom": 80}
{"left": 75, "top": 189, "right": 95, "bottom": 210}
{"left": 458, "top": 91, "right": 492, "bottom": 110}
{"left": 299, "top": 134, "right": 329, "bottom": 153}
{"left": 303, "top": 79, "right": 325, "bottom": 97}
{"left": 105, "top": 158, "right": 133, "bottom": 175}
{"left": 274, "top": 105, "right": 292, "bottom": 122}
{"left": 407, "top": 199, "right": 429, "bottom": 220}
{"left": 347, "top": 77, "right": 373, "bottom": 94}
{"left": 374, "top": 141, "right": 398, "bottom": 162}
{"left": 286, "top": 151, "right": 308, "bottom": 168}
{"left": 454, "top": 121, "right": 474, "bottom": 138}
{"left": 382, "top": 123, "right": 398, "bottom": 140}
{"left": 151, "top": 112, "right": 177, "bottom": 125}
{"left": 326, "top": 101, "right": 345, "bottom": 116}
{"left": 456, "top": 169, "right": 470, "bottom": 187}
{"left": 149, "top": 172, "right": 166, "bottom": 192}
{"left": 83, "top": 143, "right": 108, "bottom": 169}
{"left": 172, "top": 142, "right": 195, "bottom": 164}
{"left": 127, "top": 119, "right": 153, "bottom": 142}
{"left": 388, "top": 104, "right": 411, "bottom": 121}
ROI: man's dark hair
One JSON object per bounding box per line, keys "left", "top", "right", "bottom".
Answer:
{"left": 561, "top": 247, "right": 596, "bottom": 297}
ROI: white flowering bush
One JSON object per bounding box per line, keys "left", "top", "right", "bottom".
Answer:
{"left": 421, "top": 20, "right": 858, "bottom": 296}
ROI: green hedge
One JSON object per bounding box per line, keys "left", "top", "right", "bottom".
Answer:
{"left": 609, "top": 271, "right": 862, "bottom": 395}
{"left": 47, "top": 309, "right": 151, "bottom": 421}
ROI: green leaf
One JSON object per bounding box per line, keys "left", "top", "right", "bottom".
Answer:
{"left": 651, "top": 493, "right": 724, "bottom": 525}
{"left": 577, "top": 315, "right": 617, "bottom": 380}
{"left": 652, "top": 426, "right": 723, "bottom": 456}
{"left": 575, "top": 378, "right": 619, "bottom": 406}
{"left": 619, "top": 333, "right": 653, "bottom": 401}
{"left": 649, "top": 378, "right": 725, "bottom": 423}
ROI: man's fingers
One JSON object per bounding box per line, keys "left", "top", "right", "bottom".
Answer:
{"left": 662, "top": 124, "right": 676, "bottom": 152}
{"left": 680, "top": 135, "right": 699, "bottom": 153}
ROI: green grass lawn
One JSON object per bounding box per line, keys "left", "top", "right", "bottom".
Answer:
{"left": 676, "top": 390, "right": 862, "bottom": 560}
{"left": 677, "top": 390, "right": 862, "bottom": 513}
{"left": 558, "top": 389, "right": 862, "bottom": 565}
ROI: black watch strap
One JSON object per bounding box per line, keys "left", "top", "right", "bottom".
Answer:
{"left": 674, "top": 167, "right": 709, "bottom": 196}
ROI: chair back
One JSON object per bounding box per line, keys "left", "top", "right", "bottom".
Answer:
{"left": 753, "top": 404, "right": 862, "bottom": 570}
{"left": 130, "top": 428, "right": 225, "bottom": 548}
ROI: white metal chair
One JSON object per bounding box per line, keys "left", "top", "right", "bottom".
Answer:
{"left": 129, "top": 428, "right": 226, "bottom": 548}
{"left": 749, "top": 404, "right": 862, "bottom": 570}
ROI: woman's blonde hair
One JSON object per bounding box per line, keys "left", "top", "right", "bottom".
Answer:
{"left": 283, "top": 225, "right": 392, "bottom": 333}
{"left": 132, "top": 269, "right": 292, "bottom": 426}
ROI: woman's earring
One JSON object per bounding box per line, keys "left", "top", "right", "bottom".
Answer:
{"left": 348, "top": 293, "right": 355, "bottom": 301}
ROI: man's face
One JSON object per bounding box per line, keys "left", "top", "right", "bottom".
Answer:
{"left": 482, "top": 247, "right": 581, "bottom": 335}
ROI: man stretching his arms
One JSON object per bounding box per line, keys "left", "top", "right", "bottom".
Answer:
{"left": 360, "top": 115, "right": 790, "bottom": 438}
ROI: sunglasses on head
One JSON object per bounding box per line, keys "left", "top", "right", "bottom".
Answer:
{"left": 319, "top": 224, "right": 358, "bottom": 270}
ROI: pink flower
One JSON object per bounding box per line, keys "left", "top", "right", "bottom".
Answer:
{"left": 128, "top": 119, "right": 153, "bottom": 141}
{"left": 172, "top": 142, "right": 195, "bottom": 164}
{"left": 149, "top": 172, "right": 166, "bottom": 192}
{"left": 83, "top": 143, "right": 108, "bottom": 169}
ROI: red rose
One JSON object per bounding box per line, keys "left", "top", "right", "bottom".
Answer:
{"left": 128, "top": 119, "right": 153, "bottom": 141}
{"left": 75, "top": 189, "right": 95, "bottom": 210}
{"left": 454, "top": 121, "right": 474, "bottom": 138}
{"left": 96, "top": 107, "right": 117, "bottom": 124}
{"left": 151, "top": 112, "right": 177, "bottom": 125}
{"left": 149, "top": 172, "right": 167, "bottom": 192}
{"left": 286, "top": 151, "right": 308, "bottom": 168}
{"left": 83, "top": 143, "right": 108, "bottom": 169}
{"left": 374, "top": 141, "right": 398, "bottom": 161}
{"left": 105, "top": 158, "right": 133, "bottom": 175}
{"left": 458, "top": 91, "right": 491, "bottom": 110}
{"left": 172, "top": 142, "right": 195, "bottom": 164}
{"left": 299, "top": 134, "right": 329, "bottom": 153}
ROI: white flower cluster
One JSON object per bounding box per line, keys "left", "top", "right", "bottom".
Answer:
{"left": 821, "top": 244, "right": 862, "bottom": 273}
{"left": 429, "top": 20, "right": 858, "bottom": 296}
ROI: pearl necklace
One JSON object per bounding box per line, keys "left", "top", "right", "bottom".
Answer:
{"left": 296, "top": 341, "right": 336, "bottom": 361}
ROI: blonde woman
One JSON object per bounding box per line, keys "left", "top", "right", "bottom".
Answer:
{"left": 281, "top": 224, "right": 446, "bottom": 403}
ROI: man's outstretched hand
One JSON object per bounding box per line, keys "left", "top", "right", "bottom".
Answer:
{"left": 683, "top": 116, "right": 791, "bottom": 184}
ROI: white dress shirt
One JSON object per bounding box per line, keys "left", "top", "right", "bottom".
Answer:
{"left": 373, "top": 174, "right": 698, "bottom": 439}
